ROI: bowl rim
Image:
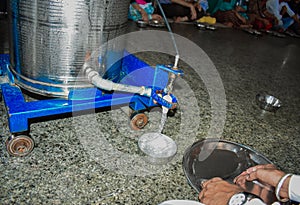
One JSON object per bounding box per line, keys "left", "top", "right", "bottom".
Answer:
{"left": 256, "top": 92, "right": 282, "bottom": 109}
{"left": 136, "top": 20, "right": 149, "bottom": 27}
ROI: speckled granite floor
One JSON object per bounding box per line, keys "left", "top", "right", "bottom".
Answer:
{"left": 0, "top": 17, "right": 300, "bottom": 205}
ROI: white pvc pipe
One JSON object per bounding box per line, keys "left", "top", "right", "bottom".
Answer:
{"left": 84, "top": 64, "right": 152, "bottom": 97}
{"left": 174, "top": 54, "right": 180, "bottom": 68}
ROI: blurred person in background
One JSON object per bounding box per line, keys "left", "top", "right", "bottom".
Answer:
{"left": 157, "top": 0, "right": 205, "bottom": 22}
{"left": 266, "top": 0, "right": 300, "bottom": 33}
{"left": 210, "top": 0, "right": 252, "bottom": 28}
{"left": 128, "top": 0, "right": 162, "bottom": 22}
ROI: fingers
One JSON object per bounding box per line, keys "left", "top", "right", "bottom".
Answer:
{"left": 246, "top": 164, "right": 276, "bottom": 173}
{"left": 234, "top": 164, "right": 276, "bottom": 182}
{"left": 200, "top": 180, "right": 208, "bottom": 189}
{"left": 199, "top": 178, "right": 244, "bottom": 204}
{"left": 234, "top": 174, "right": 247, "bottom": 185}
{"left": 198, "top": 189, "right": 205, "bottom": 202}
{"left": 142, "top": 14, "right": 149, "bottom": 22}
{"left": 201, "top": 177, "right": 223, "bottom": 189}
{"left": 245, "top": 164, "right": 278, "bottom": 181}
{"left": 234, "top": 164, "right": 283, "bottom": 190}
{"left": 199, "top": 177, "right": 223, "bottom": 201}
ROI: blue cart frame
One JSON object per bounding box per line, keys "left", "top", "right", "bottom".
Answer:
{"left": 0, "top": 52, "right": 183, "bottom": 156}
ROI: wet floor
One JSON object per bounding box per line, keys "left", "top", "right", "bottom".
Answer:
{"left": 0, "top": 16, "right": 300, "bottom": 204}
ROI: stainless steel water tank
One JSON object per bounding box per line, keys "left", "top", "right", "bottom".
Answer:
{"left": 9, "top": 0, "right": 130, "bottom": 97}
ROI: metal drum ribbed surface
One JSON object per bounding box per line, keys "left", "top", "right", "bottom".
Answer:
{"left": 9, "top": 0, "right": 130, "bottom": 97}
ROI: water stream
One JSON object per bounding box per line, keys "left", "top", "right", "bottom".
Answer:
{"left": 155, "top": 0, "right": 179, "bottom": 134}
{"left": 158, "top": 112, "right": 167, "bottom": 133}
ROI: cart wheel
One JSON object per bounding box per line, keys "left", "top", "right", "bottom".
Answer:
{"left": 130, "top": 112, "right": 148, "bottom": 130}
{"left": 167, "top": 108, "right": 177, "bottom": 117}
{"left": 6, "top": 135, "right": 34, "bottom": 157}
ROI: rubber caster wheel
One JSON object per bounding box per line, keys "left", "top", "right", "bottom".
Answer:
{"left": 6, "top": 135, "right": 34, "bottom": 157}
{"left": 167, "top": 108, "right": 177, "bottom": 117}
{"left": 130, "top": 112, "right": 148, "bottom": 130}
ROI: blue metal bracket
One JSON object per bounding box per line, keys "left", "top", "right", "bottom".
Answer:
{"left": 1, "top": 83, "right": 138, "bottom": 133}
{"left": 156, "top": 64, "right": 184, "bottom": 76}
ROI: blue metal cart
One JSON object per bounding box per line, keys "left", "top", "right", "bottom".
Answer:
{"left": 0, "top": 52, "right": 183, "bottom": 157}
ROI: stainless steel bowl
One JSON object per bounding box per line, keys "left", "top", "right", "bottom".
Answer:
{"left": 136, "top": 20, "right": 148, "bottom": 28}
{"left": 151, "top": 19, "right": 160, "bottom": 24}
{"left": 256, "top": 92, "right": 282, "bottom": 112}
{"left": 148, "top": 19, "right": 166, "bottom": 27}
{"left": 138, "top": 132, "right": 177, "bottom": 165}
{"left": 195, "top": 23, "right": 216, "bottom": 31}
{"left": 195, "top": 23, "right": 206, "bottom": 30}
{"left": 205, "top": 25, "right": 217, "bottom": 31}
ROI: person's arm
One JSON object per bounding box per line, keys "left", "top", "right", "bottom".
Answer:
{"left": 234, "top": 164, "right": 300, "bottom": 203}
{"left": 263, "top": 9, "right": 279, "bottom": 24}
{"left": 281, "top": 2, "right": 296, "bottom": 18}
{"left": 284, "top": 5, "right": 300, "bottom": 23}
{"left": 131, "top": 3, "right": 150, "bottom": 21}
{"left": 194, "top": 2, "right": 203, "bottom": 12}
{"left": 266, "top": 0, "right": 282, "bottom": 24}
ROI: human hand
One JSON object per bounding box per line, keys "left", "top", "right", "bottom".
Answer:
{"left": 235, "top": 5, "right": 246, "bottom": 12}
{"left": 234, "top": 164, "right": 290, "bottom": 200}
{"left": 151, "top": 14, "right": 162, "bottom": 21}
{"left": 233, "top": 11, "right": 247, "bottom": 24}
{"left": 194, "top": 3, "right": 202, "bottom": 12}
{"left": 140, "top": 9, "right": 149, "bottom": 22}
{"left": 234, "top": 175, "right": 276, "bottom": 203}
{"left": 198, "top": 177, "right": 244, "bottom": 205}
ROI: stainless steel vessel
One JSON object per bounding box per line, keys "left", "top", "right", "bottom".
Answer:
{"left": 9, "top": 0, "right": 130, "bottom": 97}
